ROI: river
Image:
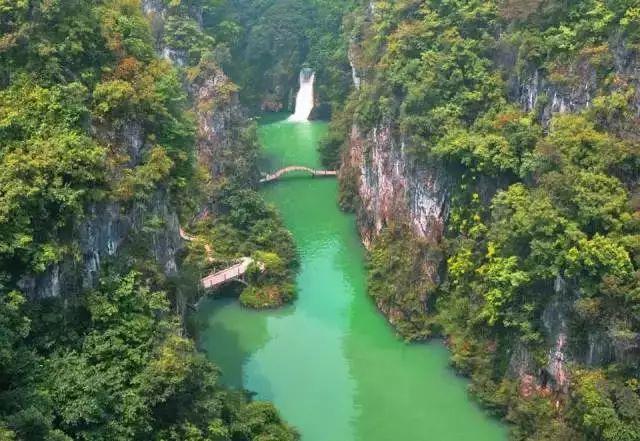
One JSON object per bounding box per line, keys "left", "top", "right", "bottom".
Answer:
{"left": 196, "top": 115, "right": 507, "bottom": 441}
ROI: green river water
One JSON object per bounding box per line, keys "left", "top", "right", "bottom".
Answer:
{"left": 196, "top": 115, "right": 507, "bottom": 441}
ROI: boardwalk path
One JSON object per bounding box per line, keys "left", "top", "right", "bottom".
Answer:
{"left": 180, "top": 228, "right": 254, "bottom": 289}
{"left": 200, "top": 257, "right": 254, "bottom": 289}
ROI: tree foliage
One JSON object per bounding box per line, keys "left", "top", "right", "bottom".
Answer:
{"left": 349, "top": 1, "right": 640, "bottom": 439}
{"left": 0, "top": 1, "right": 297, "bottom": 439}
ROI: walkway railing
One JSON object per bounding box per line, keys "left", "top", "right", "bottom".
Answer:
{"left": 201, "top": 257, "right": 254, "bottom": 289}
{"left": 180, "top": 228, "right": 254, "bottom": 289}
{"left": 181, "top": 166, "right": 331, "bottom": 289}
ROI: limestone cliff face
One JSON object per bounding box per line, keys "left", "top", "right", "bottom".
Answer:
{"left": 260, "top": 85, "right": 293, "bottom": 113}
{"left": 142, "top": 0, "right": 251, "bottom": 184}
{"left": 341, "top": 36, "right": 450, "bottom": 338}
{"left": 502, "top": 39, "right": 640, "bottom": 388}
{"left": 342, "top": 2, "right": 449, "bottom": 252}
{"left": 344, "top": 123, "right": 449, "bottom": 249}
{"left": 18, "top": 126, "right": 182, "bottom": 300}
{"left": 18, "top": 2, "right": 244, "bottom": 300}
{"left": 508, "top": 38, "right": 640, "bottom": 127}
{"left": 190, "top": 65, "right": 248, "bottom": 183}
{"left": 343, "top": 15, "right": 639, "bottom": 389}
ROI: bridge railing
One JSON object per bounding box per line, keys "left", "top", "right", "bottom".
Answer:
{"left": 259, "top": 166, "right": 337, "bottom": 183}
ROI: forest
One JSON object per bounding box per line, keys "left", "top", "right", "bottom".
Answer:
{"left": 0, "top": 1, "right": 298, "bottom": 439}
{"left": 335, "top": 1, "right": 640, "bottom": 440}
{"left": 1, "top": 0, "right": 640, "bottom": 440}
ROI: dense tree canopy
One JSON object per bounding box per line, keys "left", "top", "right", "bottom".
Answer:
{"left": 3, "top": 0, "right": 640, "bottom": 440}
{"left": 215, "top": 0, "right": 356, "bottom": 110}
{"left": 342, "top": 1, "right": 640, "bottom": 440}
{"left": 0, "top": 1, "right": 298, "bottom": 439}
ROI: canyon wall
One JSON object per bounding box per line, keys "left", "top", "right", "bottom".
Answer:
{"left": 342, "top": 4, "right": 640, "bottom": 393}
{"left": 18, "top": 2, "right": 245, "bottom": 301}
{"left": 344, "top": 123, "right": 449, "bottom": 249}
{"left": 18, "top": 124, "right": 183, "bottom": 300}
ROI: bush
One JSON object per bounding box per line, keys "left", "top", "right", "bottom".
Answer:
{"left": 239, "top": 283, "right": 296, "bottom": 309}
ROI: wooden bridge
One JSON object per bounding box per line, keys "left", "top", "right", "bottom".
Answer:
{"left": 180, "top": 228, "right": 258, "bottom": 289}
{"left": 201, "top": 257, "right": 255, "bottom": 289}
{"left": 260, "top": 166, "right": 337, "bottom": 183}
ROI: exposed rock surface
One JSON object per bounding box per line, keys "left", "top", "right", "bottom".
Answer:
{"left": 504, "top": 42, "right": 640, "bottom": 385}
{"left": 343, "top": 19, "right": 640, "bottom": 391}
{"left": 190, "top": 66, "right": 246, "bottom": 181}
{"left": 507, "top": 39, "right": 640, "bottom": 126}
{"left": 18, "top": 1, "right": 243, "bottom": 300}
{"left": 344, "top": 123, "right": 449, "bottom": 249}
{"left": 19, "top": 148, "right": 182, "bottom": 300}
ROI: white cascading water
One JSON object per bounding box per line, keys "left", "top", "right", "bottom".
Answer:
{"left": 288, "top": 68, "right": 315, "bottom": 122}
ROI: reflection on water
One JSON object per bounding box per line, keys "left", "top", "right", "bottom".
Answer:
{"left": 195, "top": 116, "right": 507, "bottom": 441}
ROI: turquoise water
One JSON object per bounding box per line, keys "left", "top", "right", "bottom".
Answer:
{"left": 196, "top": 115, "right": 507, "bottom": 441}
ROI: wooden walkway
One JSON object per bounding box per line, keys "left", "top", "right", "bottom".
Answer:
{"left": 260, "top": 166, "right": 337, "bottom": 183}
{"left": 180, "top": 228, "right": 214, "bottom": 263}
{"left": 179, "top": 228, "right": 196, "bottom": 242}
{"left": 201, "top": 257, "right": 254, "bottom": 289}
{"left": 180, "top": 228, "right": 254, "bottom": 289}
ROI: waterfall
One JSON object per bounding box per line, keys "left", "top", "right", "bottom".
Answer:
{"left": 288, "top": 68, "right": 315, "bottom": 122}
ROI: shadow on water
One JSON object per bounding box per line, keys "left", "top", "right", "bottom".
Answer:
{"left": 332, "top": 198, "right": 506, "bottom": 440}
{"left": 195, "top": 296, "right": 294, "bottom": 390}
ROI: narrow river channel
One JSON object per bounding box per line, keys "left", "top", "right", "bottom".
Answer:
{"left": 196, "top": 115, "right": 507, "bottom": 441}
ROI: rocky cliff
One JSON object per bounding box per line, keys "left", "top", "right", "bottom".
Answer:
{"left": 190, "top": 62, "right": 257, "bottom": 187}
{"left": 18, "top": 1, "right": 246, "bottom": 301}
{"left": 344, "top": 123, "right": 449, "bottom": 249}
{"left": 342, "top": 2, "right": 640, "bottom": 397}
{"left": 18, "top": 123, "right": 183, "bottom": 300}
{"left": 342, "top": 5, "right": 449, "bottom": 249}
{"left": 508, "top": 37, "right": 640, "bottom": 130}
{"left": 502, "top": 37, "right": 640, "bottom": 385}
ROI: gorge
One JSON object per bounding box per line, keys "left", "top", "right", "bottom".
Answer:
{"left": 1, "top": 1, "right": 639, "bottom": 441}
{"left": 196, "top": 114, "right": 506, "bottom": 441}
